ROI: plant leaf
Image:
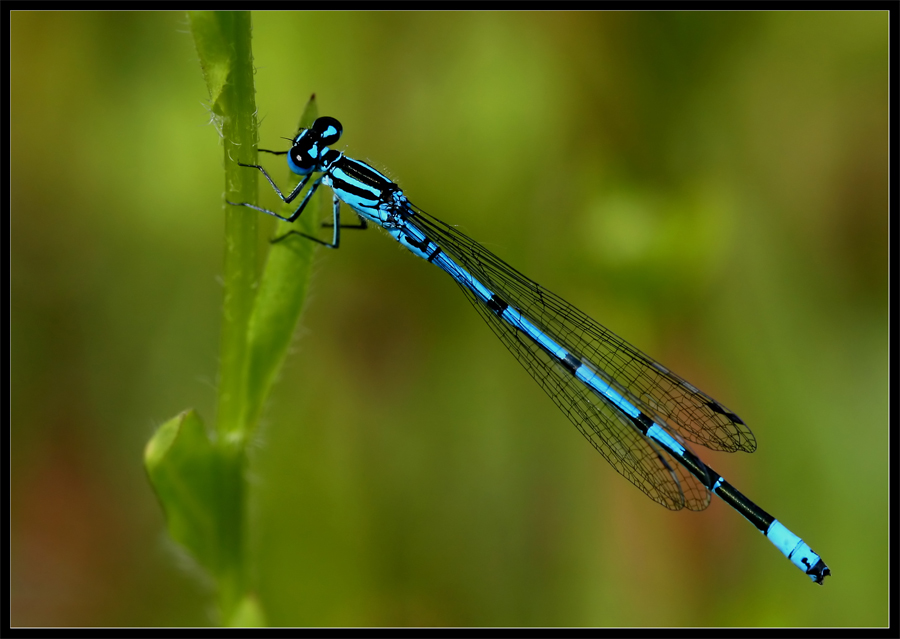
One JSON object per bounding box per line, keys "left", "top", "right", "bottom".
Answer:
{"left": 144, "top": 410, "right": 241, "bottom": 580}
{"left": 243, "top": 95, "right": 323, "bottom": 429}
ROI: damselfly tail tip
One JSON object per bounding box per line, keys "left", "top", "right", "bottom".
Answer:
{"left": 809, "top": 559, "right": 831, "bottom": 585}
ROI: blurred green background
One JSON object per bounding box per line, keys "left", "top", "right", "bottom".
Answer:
{"left": 11, "top": 11, "right": 887, "bottom": 627}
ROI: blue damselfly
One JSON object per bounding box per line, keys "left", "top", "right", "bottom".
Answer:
{"left": 228, "top": 115, "right": 830, "bottom": 585}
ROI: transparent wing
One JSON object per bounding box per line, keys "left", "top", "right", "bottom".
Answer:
{"left": 460, "top": 269, "right": 711, "bottom": 510}
{"left": 407, "top": 205, "right": 755, "bottom": 508}
{"left": 409, "top": 205, "right": 755, "bottom": 454}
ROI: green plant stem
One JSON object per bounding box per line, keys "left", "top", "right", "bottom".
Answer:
{"left": 168, "top": 11, "right": 324, "bottom": 625}
{"left": 189, "top": 10, "right": 258, "bottom": 622}
{"left": 215, "top": 13, "right": 258, "bottom": 443}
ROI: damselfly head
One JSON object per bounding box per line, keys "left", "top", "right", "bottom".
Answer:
{"left": 286, "top": 117, "right": 344, "bottom": 175}
{"left": 311, "top": 117, "right": 343, "bottom": 146}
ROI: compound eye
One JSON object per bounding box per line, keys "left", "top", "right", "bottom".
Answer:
{"left": 312, "top": 116, "right": 342, "bottom": 145}
{"left": 288, "top": 145, "right": 316, "bottom": 175}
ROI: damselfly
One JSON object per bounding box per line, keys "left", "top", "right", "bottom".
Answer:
{"left": 228, "top": 115, "right": 830, "bottom": 585}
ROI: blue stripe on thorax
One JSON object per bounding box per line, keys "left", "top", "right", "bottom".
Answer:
{"left": 329, "top": 157, "right": 394, "bottom": 222}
